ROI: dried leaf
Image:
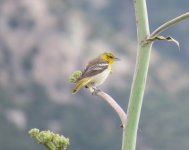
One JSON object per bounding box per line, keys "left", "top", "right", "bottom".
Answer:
{"left": 148, "top": 36, "right": 180, "bottom": 51}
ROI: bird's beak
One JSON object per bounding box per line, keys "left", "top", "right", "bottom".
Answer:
{"left": 114, "top": 57, "right": 120, "bottom": 61}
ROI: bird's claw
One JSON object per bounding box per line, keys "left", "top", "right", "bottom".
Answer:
{"left": 92, "top": 87, "right": 102, "bottom": 95}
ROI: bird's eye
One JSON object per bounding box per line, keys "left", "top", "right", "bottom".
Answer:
{"left": 109, "top": 56, "right": 113, "bottom": 58}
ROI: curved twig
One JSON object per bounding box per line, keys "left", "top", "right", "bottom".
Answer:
{"left": 94, "top": 90, "right": 127, "bottom": 127}
{"left": 150, "top": 12, "right": 189, "bottom": 38}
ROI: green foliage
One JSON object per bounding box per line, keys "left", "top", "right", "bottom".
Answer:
{"left": 29, "top": 128, "right": 69, "bottom": 150}
{"left": 68, "top": 70, "right": 82, "bottom": 83}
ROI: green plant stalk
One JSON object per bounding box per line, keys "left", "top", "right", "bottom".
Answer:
{"left": 122, "top": 0, "right": 152, "bottom": 150}
{"left": 44, "top": 142, "right": 56, "bottom": 150}
{"left": 35, "top": 136, "right": 56, "bottom": 150}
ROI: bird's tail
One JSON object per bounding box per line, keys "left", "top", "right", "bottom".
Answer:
{"left": 72, "top": 77, "right": 92, "bottom": 94}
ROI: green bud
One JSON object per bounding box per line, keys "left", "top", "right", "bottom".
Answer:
{"left": 28, "top": 128, "right": 70, "bottom": 150}
{"left": 52, "top": 134, "right": 70, "bottom": 149}
{"left": 29, "top": 128, "right": 40, "bottom": 138}
{"left": 38, "top": 130, "right": 53, "bottom": 143}
{"left": 69, "top": 70, "right": 82, "bottom": 83}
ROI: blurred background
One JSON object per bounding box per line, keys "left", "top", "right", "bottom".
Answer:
{"left": 0, "top": 0, "right": 189, "bottom": 150}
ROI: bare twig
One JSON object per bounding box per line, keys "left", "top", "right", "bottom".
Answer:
{"left": 150, "top": 12, "right": 189, "bottom": 38}
{"left": 94, "top": 90, "right": 127, "bottom": 127}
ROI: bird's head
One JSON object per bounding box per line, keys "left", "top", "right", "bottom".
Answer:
{"left": 100, "top": 52, "right": 119, "bottom": 64}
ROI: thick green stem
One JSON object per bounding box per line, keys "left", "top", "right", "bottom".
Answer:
{"left": 121, "top": 2, "right": 189, "bottom": 150}
{"left": 44, "top": 142, "right": 56, "bottom": 150}
{"left": 122, "top": 0, "right": 152, "bottom": 150}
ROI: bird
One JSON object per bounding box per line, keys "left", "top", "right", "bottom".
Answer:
{"left": 72, "top": 52, "right": 119, "bottom": 94}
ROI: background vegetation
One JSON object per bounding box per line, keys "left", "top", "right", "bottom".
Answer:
{"left": 0, "top": 0, "right": 189, "bottom": 150}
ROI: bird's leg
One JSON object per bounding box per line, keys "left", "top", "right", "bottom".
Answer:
{"left": 92, "top": 87, "right": 102, "bottom": 95}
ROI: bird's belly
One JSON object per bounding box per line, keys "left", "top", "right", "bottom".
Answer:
{"left": 91, "top": 69, "right": 110, "bottom": 86}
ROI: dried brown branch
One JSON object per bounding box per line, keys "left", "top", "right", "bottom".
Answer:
{"left": 150, "top": 12, "right": 189, "bottom": 38}
{"left": 94, "top": 90, "right": 127, "bottom": 127}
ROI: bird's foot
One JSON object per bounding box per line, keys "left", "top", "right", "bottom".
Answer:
{"left": 92, "top": 87, "right": 102, "bottom": 95}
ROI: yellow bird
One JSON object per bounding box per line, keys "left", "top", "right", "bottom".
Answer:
{"left": 72, "top": 52, "right": 119, "bottom": 94}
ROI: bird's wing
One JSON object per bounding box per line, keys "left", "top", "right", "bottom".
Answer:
{"left": 81, "top": 58, "right": 108, "bottom": 78}
{"left": 72, "top": 77, "right": 93, "bottom": 94}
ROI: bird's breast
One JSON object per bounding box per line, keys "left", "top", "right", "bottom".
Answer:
{"left": 91, "top": 68, "right": 111, "bottom": 86}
